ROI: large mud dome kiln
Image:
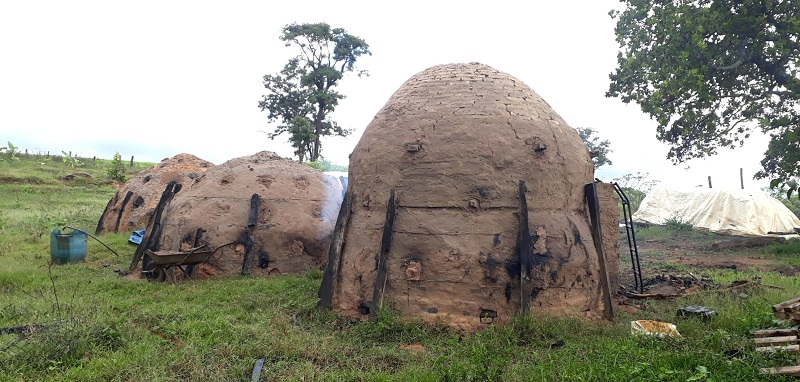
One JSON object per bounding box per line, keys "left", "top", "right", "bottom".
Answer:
{"left": 318, "top": 63, "right": 619, "bottom": 329}
{"left": 95, "top": 153, "right": 213, "bottom": 234}
{"left": 139, "top": 151, "right": 343, "bottom": 279}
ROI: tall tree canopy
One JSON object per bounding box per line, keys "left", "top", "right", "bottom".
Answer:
{"left": 607, "top": 0, "right": 800, "bottom": 191}
{"left": 577, "top": 127, "right": 613, "bottom": 169}
{"left": 259, "top": 23, "right": 370, "bottom": 162}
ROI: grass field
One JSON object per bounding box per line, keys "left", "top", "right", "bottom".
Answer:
{"left": 2, "top": 155, "right": 800, "bottom": 381}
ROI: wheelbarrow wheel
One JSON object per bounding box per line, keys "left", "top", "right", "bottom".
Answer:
{"left": 149, "top": 265, "right": 167, "bottom": 282}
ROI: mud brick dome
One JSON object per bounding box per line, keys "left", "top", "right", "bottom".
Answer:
{"left": 154, "top": 151, "right": 343, "bottom": 278}
{"left": 95, "top": 153, "right": 212, "bottom": 234}
{"left": 321, "top": 63, "right": 618, "bottom": 329}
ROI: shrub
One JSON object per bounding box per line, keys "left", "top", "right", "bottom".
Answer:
{"left": 61, "top": 151, "right": 83, "bottom": 168}
{"left": 0, "top": 141, "right": 20, "bottom": 161}
{"left": 106, "top": 152, "right": 126, "bottom": 182}
{"left": 664, "top": 215, "right": 693, "bottom": 231}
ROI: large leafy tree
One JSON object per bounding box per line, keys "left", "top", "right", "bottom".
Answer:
{"left": 607, "top": 0, "right": 800, "bottom": 192}
{"left": 577, "top": 127, "right": 613, "bottom": 169}
{"left": 259, "top": 23, "right": 370, "bottom": 162}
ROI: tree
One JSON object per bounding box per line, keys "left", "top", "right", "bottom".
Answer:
{"left": 576, "top": 127, "right": 613, "bottom": 169}
{"left": 258, "top": 23, "right": 370, "bottom": 163}
{"left": 607, "top": 0, "right": 800, "bottom": 193}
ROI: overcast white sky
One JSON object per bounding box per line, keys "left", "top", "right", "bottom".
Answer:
{"left": 0, "top": 0, "right": 773, "bottom": 190}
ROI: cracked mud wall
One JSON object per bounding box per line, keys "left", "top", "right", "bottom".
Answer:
{"left": 155, "top": 151, "right": 342, "bottom": 278}
{"left": 329, "top": 63, "right": 617, "bottom": 329}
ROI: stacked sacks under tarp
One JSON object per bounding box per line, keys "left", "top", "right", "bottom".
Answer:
{"left": 95, "top": 153, "right": 213, "bottom": 235}
{"left": 320, "top": 63, "right": 619, "bottom": 329}
{"left": 151, "top": 151, "right": 343, "bottom": 278}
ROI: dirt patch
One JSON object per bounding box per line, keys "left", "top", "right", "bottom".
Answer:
{"left": 60, "top": 172, "right": 93, "bottom": 181}
{"left": 616, "top": 231, "right": 789, "bottom": 292}
{"left": 773, "top": 265, "right": 800, "bottom": 276}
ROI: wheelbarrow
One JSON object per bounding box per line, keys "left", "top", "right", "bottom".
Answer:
{"left": 143, "top": 241, "right": 236, "bottom": 282}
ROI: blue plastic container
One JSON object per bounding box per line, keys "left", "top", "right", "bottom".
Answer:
{"left": 50, "top": 228, "right": 88, "bottom": 264}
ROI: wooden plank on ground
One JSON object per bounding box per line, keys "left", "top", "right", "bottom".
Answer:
{"left": 756, "top": 344, "right": 800, "bottom": 353}
{"left": 773, "top": 297, "right": 800, "bottom": 319}
{"left": 784, "top": 301, "right": 800, "bottom": 314}
{"left": 753, "top": 329, "right": 798, "bottom": 338}
{"left": 754, "top": 336, "right": 798, "bottom": 345}
{"left": 761, "top": 365, "right": 800, "bottom": 376}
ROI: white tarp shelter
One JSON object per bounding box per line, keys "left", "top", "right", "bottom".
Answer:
{"left": 632, "top": 186, "right": 800, "bottom": 236}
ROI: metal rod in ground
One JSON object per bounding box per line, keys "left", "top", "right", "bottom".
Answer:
{"left": 370, "top": 189, "right": 396, "bottom": 321}
{"left": 613, "top": 183, "right": 643, "bottom": 293}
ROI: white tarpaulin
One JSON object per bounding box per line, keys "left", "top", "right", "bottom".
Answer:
{"left": 632, "top": 186, "right": 800, "bottom": 236}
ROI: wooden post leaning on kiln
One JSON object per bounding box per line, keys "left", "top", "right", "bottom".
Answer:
{"left": 318, "top": 191, "right": 354, "bottom": 309}
{"left": 113, "top": 191, "right": 135, "bottom": 233}
{"left": 241, "top": 193, "right": 261, "bottom": 275}
{"left": 370, "top": 189, "right": 397, "bottom": 321}
{"left": 584, "top": 182, "right": 614, "bottom": 320}
{"left": 94, "top": 191, "right": 118, "bottom": 235}
{"left": 129, "top": 181, "right": 181, "bottom": 275}
{"left": 518, "top": 180, "right": 533, "bottom": 315}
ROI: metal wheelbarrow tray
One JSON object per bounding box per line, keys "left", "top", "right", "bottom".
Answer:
{"left": 143, "top": 241, "right": 236, "bottom": 281}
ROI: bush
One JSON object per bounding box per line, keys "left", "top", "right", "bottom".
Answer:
{"left": 106, "top": 152, "right": 126, "bottom": 182}
{"left": 664, "top": 216, "right": 693, "bottom": 231}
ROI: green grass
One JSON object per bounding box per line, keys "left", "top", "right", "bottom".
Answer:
{"left": 635, "top": 222, "right": 800, "bottom": 268}
{"left": 635, "top": 223, "right": 713, "bottom": 245}
{"left": 2, "top": 156, "right": 800, "bottom": 381}
{"left": 0, "top": 152, "right": 154, "bottom": 186}
{"left": 765, "top": 238, "right": 800, "bottom": 266}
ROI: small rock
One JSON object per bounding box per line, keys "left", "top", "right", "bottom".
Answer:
{"left": 550, "top": 339, "right": 565, "bottom": 349}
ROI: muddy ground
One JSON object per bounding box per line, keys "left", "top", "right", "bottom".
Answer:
{"left": 616, "top": 228, "right": 798, "bottom": 298}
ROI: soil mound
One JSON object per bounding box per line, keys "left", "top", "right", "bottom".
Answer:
{"left": 322, "top": 63, "right": 618, "bottom": 329}
{"left": 95, "top": 153, "right": 213, "bottom": 234}
{"left": 154, "top": 151, "right": 342, "bottom": 278}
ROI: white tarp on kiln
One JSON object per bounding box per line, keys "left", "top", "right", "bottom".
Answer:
{"left": 632, "top": 186, "right": 800, "bottom": 236}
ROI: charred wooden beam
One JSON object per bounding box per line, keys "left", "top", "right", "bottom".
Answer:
{"left": 241, "top": 193, "right": 260, "bottom": 275}
{"left": 95, "top": 190, "right": 119, "bottom": 235}
{"left": 370, "top": 189, "right": 396, "bottom": 321}
{"left": 518, "top": 180, "right": 533, "bottom": 315}
{"left": 584, "top": 182, "right": 614, "bottom": 320}
{"left": 129, "top": 181, "right": 180, "bottom": 274}
{"left": 113, "top": 191, "right": 134, "bottom": 233}
{"left": 318, "top": 191, "right": 353, "bottom": 309}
